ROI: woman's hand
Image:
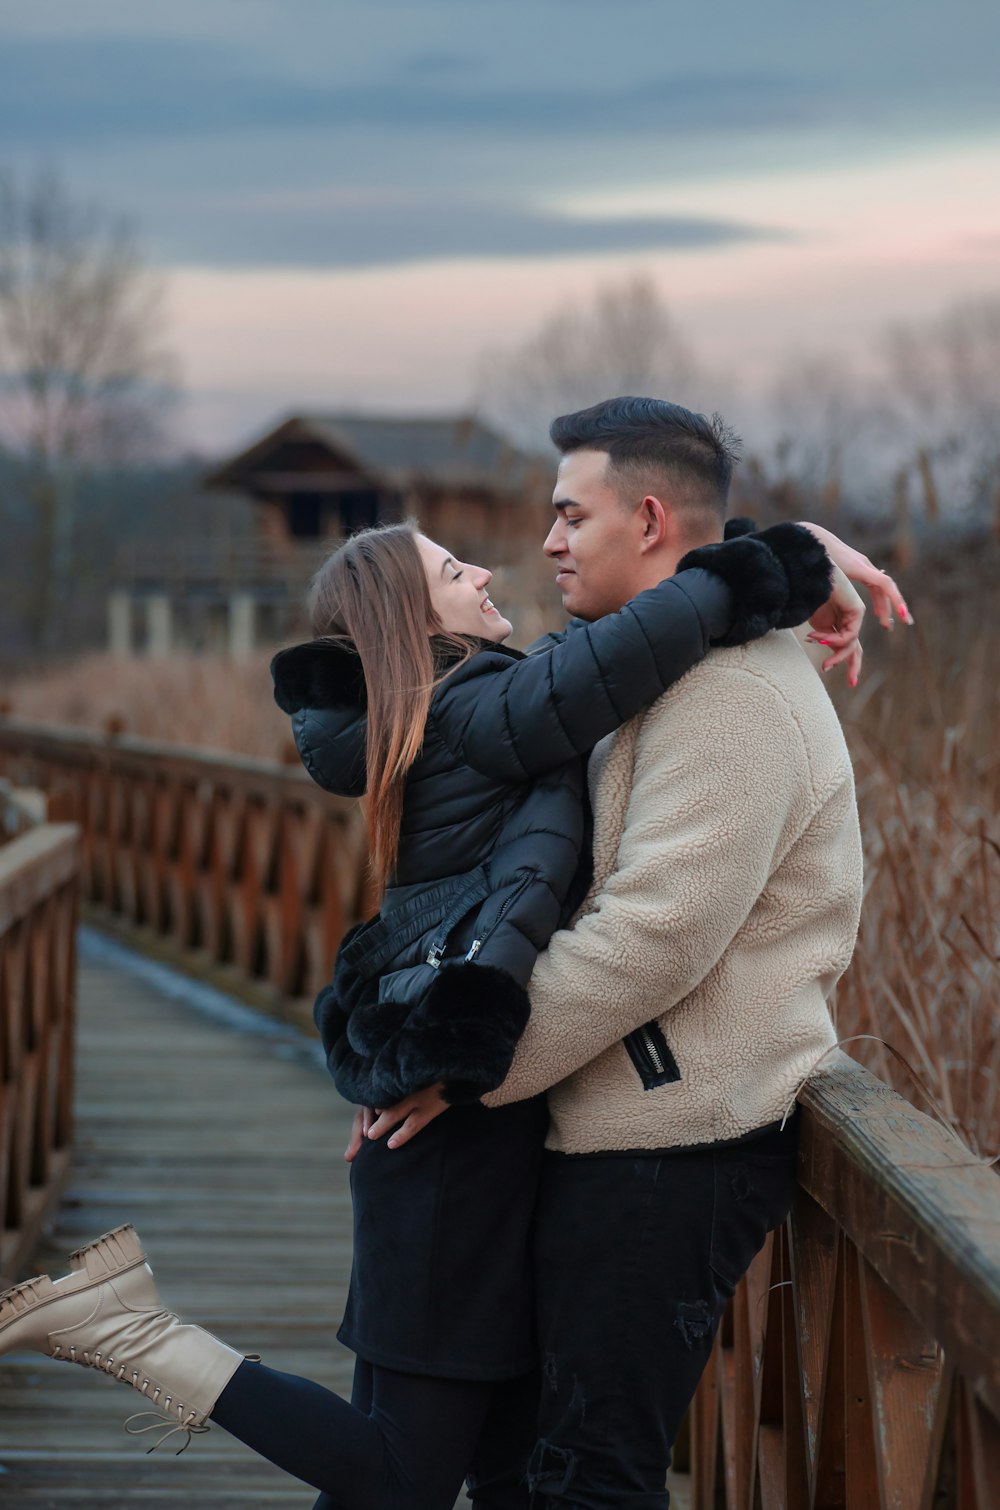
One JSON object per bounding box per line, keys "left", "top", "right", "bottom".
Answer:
{"left": 799, "top": 522, "right": 913, "bottom": 630}
{"left": 366, "top": 1083, "right": 450, "bottom": 1149}
{"left": 798, "top": 522, "right": 914, "bottom": 688}
{"left": 804, "top": 564, "right": 866, "bottom": 686}
{"left": 345, "top": 1105, "right": 374, "bottom": 1162}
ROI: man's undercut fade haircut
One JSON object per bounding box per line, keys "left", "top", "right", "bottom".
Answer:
{"left": 550, "top": 396, "right": 741, "bottom": 527}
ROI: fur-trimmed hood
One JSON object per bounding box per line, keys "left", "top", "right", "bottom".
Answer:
{"left": 271, "top": 638, "right": 367, "bottom": 715}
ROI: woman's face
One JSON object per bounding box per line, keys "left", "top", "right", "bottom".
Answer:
{"left": 415, "top": 535, "right": 513, "bottom": 643}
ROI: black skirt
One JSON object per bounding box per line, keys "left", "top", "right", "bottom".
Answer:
{"left": 338, "top": 1096, "right": 549, "bottom": 1380}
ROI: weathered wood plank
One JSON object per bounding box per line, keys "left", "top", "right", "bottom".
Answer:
{"left": 0, "top": 826, "right": 79, "bottom": 933}
{"left": 0, "top": 942, "right": 356, "bottom": 1505}
{"left": 799, "top": 1049, "right": 1000, "bottom": 1422}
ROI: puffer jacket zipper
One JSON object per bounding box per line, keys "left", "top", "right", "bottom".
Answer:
{"left": 623, "top": 1019, "right": 681, "bottom": 1089}
{"left": 464, "top": 873, "right": 535, "bottom": 961}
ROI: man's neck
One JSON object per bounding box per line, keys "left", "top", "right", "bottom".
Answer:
{"left": 625, "top": 534, "right": 720, "bottom": 599}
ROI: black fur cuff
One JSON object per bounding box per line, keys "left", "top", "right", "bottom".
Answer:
{"left": 418, "top": 964, "right": 531, "bottom": 1105}
{"left": 329, "top": 963, "right": 531, "bottom": 1108}
{"left": 678, "top": 523, "right": 832, "bottom": 647}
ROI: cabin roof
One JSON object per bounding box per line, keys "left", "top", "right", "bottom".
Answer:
{"left": 205, "top": 412, "right": 542, "bottom": 494}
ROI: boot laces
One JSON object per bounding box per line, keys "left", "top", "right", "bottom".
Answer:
{"left": 124, "top": 1410, "right": 210, "bottom": 1455}
{"left": 52, "top": 1343, "right": 157, "bottom": 1387}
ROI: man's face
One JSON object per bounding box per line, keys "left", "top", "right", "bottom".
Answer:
{"left": 543, "top": 449, "right": 647, "bottom": 621}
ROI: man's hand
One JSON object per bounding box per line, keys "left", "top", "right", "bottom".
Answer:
{"left": 367, "top": 1083, "right": 450, "bottom": 1149}
{"left": 345, "top": 1106, "right": 374, "bottom": 1162}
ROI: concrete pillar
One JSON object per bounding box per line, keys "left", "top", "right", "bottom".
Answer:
{"left": 107, "top": 591, "right": 133, "bottom": 656}
{"left": 228, "top": 592, "right": 256, "bottom": 657}
{"left": 146, "top": 594, "right": 173, "bottom": 658}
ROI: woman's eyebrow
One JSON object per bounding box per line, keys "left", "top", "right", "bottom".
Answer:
{"left": 440, "top": 556, "right": 455, "bottom": 577}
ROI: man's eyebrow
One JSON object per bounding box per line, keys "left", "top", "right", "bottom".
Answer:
{"left": 440, "top": 556, "right": 454, "bottom": 577}
{"left": 553, "top": 499, "right": 583, "bottom": 512}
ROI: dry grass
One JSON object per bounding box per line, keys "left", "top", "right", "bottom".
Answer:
{"left": 0, "top": 651, "right": 294, "bottom": 761}
{"left": 831, "top": 614, "right": 1000, "bottom": 1158}
{"left": 3, "top": 550, "right": 998, "bottom": 1154}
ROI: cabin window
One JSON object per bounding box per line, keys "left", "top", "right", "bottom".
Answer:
{"left": 288, "top": 494, "right": 322, "bottom": 538}
{"left": 338, "top": 491, "right": 381, "bottom": 533}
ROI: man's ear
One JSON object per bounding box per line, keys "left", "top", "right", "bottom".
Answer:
{"left": 638, "top": 494, "right": 674, "bottom": 554}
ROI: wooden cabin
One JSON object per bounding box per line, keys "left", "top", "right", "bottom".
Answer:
{"left": 203, "top": 412, "right": 549, "bottom": 560}
{"left": 109, "top": 413, "right": 549, "bottom": 655}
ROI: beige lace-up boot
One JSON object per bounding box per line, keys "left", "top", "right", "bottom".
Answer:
{"left": 0, "top": 1225, "right": 248, "bottom": 1452}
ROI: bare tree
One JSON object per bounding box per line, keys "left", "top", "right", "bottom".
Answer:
{"left": 476, "top": 274, "right": 705, "bottom": 453}
{"left": 0, "top": 165, "right": 176, "bottom": 647}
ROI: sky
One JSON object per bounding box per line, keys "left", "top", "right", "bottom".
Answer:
{"left": 2, "top": 0, "right": 999, "bottom": 454}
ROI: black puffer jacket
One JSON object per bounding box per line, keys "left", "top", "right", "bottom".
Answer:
{"left": 271, "top": 523, "right": 831, "bottom": 1107}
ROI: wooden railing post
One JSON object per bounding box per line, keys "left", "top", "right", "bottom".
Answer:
{"left": 0, "top": 823, "right": 81, "bottom": 1285}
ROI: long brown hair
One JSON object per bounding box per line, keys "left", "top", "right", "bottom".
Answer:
{"left": 309, "top": 522, "right": 473, "bottom": 895}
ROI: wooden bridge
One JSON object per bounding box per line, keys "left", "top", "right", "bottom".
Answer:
{"left": 1, "top": 718, "right": 999, "bottom": 1509}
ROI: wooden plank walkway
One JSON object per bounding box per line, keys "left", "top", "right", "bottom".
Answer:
{"left": 0, "top": 929, "right": 691, "bottom": 1508}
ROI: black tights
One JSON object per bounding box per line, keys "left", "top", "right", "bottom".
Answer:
{"left": 211, "top": 1356, "right": 538, "bottom": 1510}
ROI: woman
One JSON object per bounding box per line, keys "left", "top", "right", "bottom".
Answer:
{"left": 0, "top": 518, "right": 887, "bottom": 1509}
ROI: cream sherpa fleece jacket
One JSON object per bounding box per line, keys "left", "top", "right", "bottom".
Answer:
{"left": 483, "top": 629, "right": 864, "bottom": 1153}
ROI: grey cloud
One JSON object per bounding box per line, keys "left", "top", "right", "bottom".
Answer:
{"left": 400, "top": 52, "right": 482, "bottom": 78}
{"left": 0, "top": 35, "right": 820, "bottom": 145}
{"left": 150, "top": 192, "right": 786, "bottom": 269}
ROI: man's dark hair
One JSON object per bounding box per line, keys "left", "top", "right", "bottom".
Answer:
{"left": 550, "top": 396, "right": 741, "bottom": 526}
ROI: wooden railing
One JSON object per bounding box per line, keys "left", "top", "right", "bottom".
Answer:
{"left": 0, "top": 822, "right": 80, "bottom": 1285}
{"left": 4, "top": 718, "right": 1000, "bottom": 1506}
{"left": 692, "top": 1051, "right": 1000, "bottom": 1509}
{"left": 0, "top": 719, "right": 373, "bottom": 1017}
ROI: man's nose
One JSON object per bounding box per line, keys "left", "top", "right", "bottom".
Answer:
{"left": 543, "top": 521, "right": 565, "bottom": 556}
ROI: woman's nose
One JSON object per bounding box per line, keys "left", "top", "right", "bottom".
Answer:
{"left": 472, "top": 565, "right": 491, "bottom": 588}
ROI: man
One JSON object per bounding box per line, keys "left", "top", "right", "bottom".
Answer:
{"left": 369, "top": 396, "right": 872, "bottom": 1507}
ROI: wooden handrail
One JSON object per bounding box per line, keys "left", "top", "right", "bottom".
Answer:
{"left": 0, "top": 823, "right": 80, "bottom": 1284}
{"left": 692, "top": 1051, "right": 1000, "bottom": 1506}
{"left": 0, "top": 718, "right": 373, "bottom": 1010}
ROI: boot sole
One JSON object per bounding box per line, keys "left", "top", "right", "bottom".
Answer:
{"left": 0, "top": 1225, "right": 147, "bottom": 1339}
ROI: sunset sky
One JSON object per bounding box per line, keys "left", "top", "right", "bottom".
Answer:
{"left": 3, "top": 0, "right": 999, "bottom": 453}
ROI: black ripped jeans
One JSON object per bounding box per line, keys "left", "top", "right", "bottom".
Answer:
{"left": 527, "top": 1113, "right": 799, "bottom": 1509}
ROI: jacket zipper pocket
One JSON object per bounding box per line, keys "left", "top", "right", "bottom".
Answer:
{"left": 464, "top": 873, "right": 535, "bottom": 962}
{"left": 622, "top": 1020, "right": 681, "bottom": 1090}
